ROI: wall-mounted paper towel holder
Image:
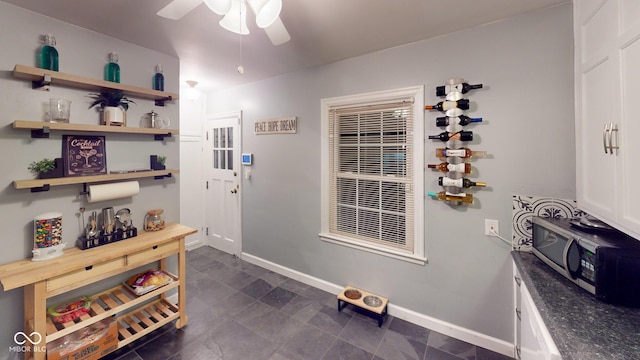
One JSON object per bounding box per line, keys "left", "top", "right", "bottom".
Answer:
{"left": 84, "top": 181, "right": 140, "bottom": 203}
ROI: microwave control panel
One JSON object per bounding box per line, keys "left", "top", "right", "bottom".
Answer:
{"left": 579, "top": 249, "right": 596, "bottom": 284}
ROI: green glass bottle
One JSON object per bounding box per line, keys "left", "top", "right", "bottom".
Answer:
{"left": 153, "top": 64, "right": 164, "bottom": 91}
{"left": 105, "top": 52, "right": 120, "bottom": 83}
{"left": 40, "top": 34, "right": 59, "bottom": 71}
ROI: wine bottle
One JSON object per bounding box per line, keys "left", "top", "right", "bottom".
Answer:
{"left": 436, "top": 115, "right": 483, "bottom": 127}
{"left": 105, "top": 52, "right": 120, "bottom": 83}
{"left": 436, "top": 82, "right": 483, "bottom": 96}
{"left": 153, "top": 64, "right": 164, "bottom": 91}
{"left": 427, "top": 191, "right": 473, "bottom": 204}
{"left": 438, "top": 176, "right": 486, "bottom": 188}
{"left": 427, "top": 162, "right": 471, "bottom": 174}
{"left": 428, "top": 131, "right": 472, "bottom": 142}
{"left": 424, "top": 99, "right": 469, "bottom": 111}
{"left": 436, "top": 148, "right": 487, "bottom": 159}
{"left": 40, "top": 34, "right": 59, "bottom": 71}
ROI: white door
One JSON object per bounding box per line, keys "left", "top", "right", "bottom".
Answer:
{"left": 205, "top": 113, "right": 241, "bottom": 256}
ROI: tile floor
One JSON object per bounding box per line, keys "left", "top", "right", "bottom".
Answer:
{"left": 104, "top": 246, "right": 514, "bottom": 360}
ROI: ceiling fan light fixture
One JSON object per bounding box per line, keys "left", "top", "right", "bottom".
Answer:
{"left": 219, "top": 0, "right": 250, "bottom": 35}
{"left": 255, "top": 0, "right": 282, "bottom": 28}
{"left": 203, "top": 0, "right": 232, "bottom": 15}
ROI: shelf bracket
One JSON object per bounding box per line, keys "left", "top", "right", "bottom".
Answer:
{"left": 31, "top": 126, "right": 51, "bottom": 138}
{"left": 30, "top": 184, "right": 50, "bottom": 193}
{"left": 154, "top": 132, "right": 173, "bottom": 141}
{"left": 154, "top": 95, "right": 173, "bottom": 107}
{"left": 154, "top": 172, "right": 172, "bottom": 180}
{"left": 31, "top": 74, "right": 52, "bottom": 91}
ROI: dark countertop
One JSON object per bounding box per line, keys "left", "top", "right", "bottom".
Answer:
{"left": 512, "top": 251, "right": 640, "bottom": 360}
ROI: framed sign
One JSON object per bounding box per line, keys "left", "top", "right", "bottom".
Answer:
{"left": 254, "top": 117, "right": 297, "bottom": 135}
{"left": 62, "top": 135, "right": 107, "bottom": 177}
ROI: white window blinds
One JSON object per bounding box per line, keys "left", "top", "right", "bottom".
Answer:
{"left": 328, "top": 101, "right": 415, "bottom": 252}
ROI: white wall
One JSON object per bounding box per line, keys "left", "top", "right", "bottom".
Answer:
{"left": 179, "top": 86, "right": 205, "bottom": 248}
{"left": 0, "top": 2, "right": 180, "bottom": 358}
{"left": 205, "top": 3, "right": 574, "bottom": 349}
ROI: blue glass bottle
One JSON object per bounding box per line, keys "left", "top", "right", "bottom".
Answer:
{"left": 153, "top": 64, "right": 164, "bottom": 91}
{"left": 105, "top": 52, "right": 120, "bottom": 83}
{"left": 40, "top": 34, "right": 59, "bottom": 71}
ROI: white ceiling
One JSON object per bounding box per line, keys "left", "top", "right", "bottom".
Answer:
{"left": 5, "top": 0, "right": 568, "bottom": 92}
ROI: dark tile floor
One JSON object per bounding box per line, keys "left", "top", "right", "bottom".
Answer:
{"left": 104, "top": 246, "right": 514, "bottom": 360}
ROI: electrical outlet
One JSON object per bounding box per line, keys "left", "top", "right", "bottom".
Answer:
{"left": 485, "top": 219, "right": 499, "bottom": 236}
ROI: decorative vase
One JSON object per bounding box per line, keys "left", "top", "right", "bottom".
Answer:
{"left": 102, "top": 106, "right": 126, "bottom": 126}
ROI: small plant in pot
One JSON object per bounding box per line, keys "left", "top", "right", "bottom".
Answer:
{"left": 150, "top": 155, "right": 166, "bottom": 170}
{"left": 87, "top": 90, "right": 135, "bottom": 126}
{"left": 28, "top": 158, "right": 63, "bottom": 179}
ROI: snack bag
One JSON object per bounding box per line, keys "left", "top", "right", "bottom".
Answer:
{"left": 48, "top": 296, "right": 93, "bottom": 324}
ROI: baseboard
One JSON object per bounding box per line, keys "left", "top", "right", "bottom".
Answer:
{"left": 166, "top": 293, "right": 178, "bottom": 305}
{"left": 241, "top": 252, "right": 514, "bottom": 358}
{"left": 185, "top": 238, "right": 205, "bottom": 251}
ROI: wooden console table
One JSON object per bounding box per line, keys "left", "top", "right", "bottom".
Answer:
{"left": 0, "top": 223, "right": 196, "bottom": 360}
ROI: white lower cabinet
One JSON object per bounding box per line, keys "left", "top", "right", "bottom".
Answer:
{"left": 514, "top": 263, "right": 562, "bottom": 360}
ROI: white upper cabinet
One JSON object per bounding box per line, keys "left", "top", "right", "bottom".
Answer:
{"left": 574, "top": 0, "right": 640, "bottom": 239}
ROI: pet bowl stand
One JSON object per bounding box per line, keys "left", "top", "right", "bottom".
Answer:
{"left": 337, "top": 285, "right": 388, "bottom": 327}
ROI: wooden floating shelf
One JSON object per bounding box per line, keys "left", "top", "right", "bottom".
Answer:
{"left": 13, "top": 64, "right": 179, "bottom": 104}
{"left": 13, "top": 120, "right": 179, "bottom": 139}
{"left": 14, "top": 169, "right": 178, "bottom": 191}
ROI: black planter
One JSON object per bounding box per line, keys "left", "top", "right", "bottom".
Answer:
{"left": 150, "top": 155, "right": 166, "bottom": 171}
{"left": 39, "top": 158, "right": 64, "bottom": 179}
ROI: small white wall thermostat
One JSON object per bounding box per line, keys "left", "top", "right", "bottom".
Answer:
{"left": 242, "top": 153, "right": 253, "bottom": 165}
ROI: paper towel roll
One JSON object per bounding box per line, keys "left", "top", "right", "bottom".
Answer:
{"left": 87, "top": 181, "right": 139, "bottom": 203}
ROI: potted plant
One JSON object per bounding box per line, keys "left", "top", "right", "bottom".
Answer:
{"left": 87, "top": 90, "right": 135, "bottom": 126}
{"left": 28, "top": 158, "right": 63, "bottom": 179}
{"left": 150, "top": 155, "right": 166, "bottom": 170}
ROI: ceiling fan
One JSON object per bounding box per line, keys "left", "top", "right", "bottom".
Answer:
{"left": 157, "top": 0, "right": 291, "bottom": 45}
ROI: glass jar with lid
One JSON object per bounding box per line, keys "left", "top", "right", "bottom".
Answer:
{"left": 144, "top": 209, "right": 165, "bottom": 231}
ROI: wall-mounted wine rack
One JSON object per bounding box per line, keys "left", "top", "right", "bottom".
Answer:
{"left": 425, "top": 78, "right": 485, "bottom": 205}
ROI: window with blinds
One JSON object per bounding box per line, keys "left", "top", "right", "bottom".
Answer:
{"left": 328, "top": 101, "right": 415, "bottom": 252}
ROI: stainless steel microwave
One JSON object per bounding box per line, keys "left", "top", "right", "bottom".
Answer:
{"left": 531, "top": 216, "right": 640, "bottom": 306}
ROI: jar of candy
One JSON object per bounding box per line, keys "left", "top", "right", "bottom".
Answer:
{"left": 33, "top": 212, "right": 66, "bottom": 261}
{"left": 144, "top": 209, "right": 165, "bottom": 231}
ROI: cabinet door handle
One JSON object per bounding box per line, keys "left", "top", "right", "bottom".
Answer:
{"left": 610, "top": 123, "right": 619, "bottom": 153}
{"left": 516, "top": 308, "right": 521, "bottom": 320}
{"left": 603, "top": 123, "right": 611, "bottom": 154}
{"left": 514, "top": 275, "right": 521, "bottom": 287}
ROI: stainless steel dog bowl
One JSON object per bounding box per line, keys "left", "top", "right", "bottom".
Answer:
{"left": 363, "top": 295, "right": 382, "bottom": 307}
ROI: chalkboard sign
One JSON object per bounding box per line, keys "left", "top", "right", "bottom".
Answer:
{"left": 62, "top": 135, "right": 107, "bottom": 177}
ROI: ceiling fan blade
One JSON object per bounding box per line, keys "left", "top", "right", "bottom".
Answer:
{"left": 264, "top": 17, "right": 290, "bottom": 45}
{"left": 157, "top": 0, "right": 204, "bottom": 20}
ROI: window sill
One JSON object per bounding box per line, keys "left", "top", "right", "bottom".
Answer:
{"left": 319, "top": 233, "right": 427, "bottom": 265}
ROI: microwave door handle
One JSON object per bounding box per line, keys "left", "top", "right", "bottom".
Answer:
{"left": 563, "top": 238, "right": 581, "bottom": 279}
